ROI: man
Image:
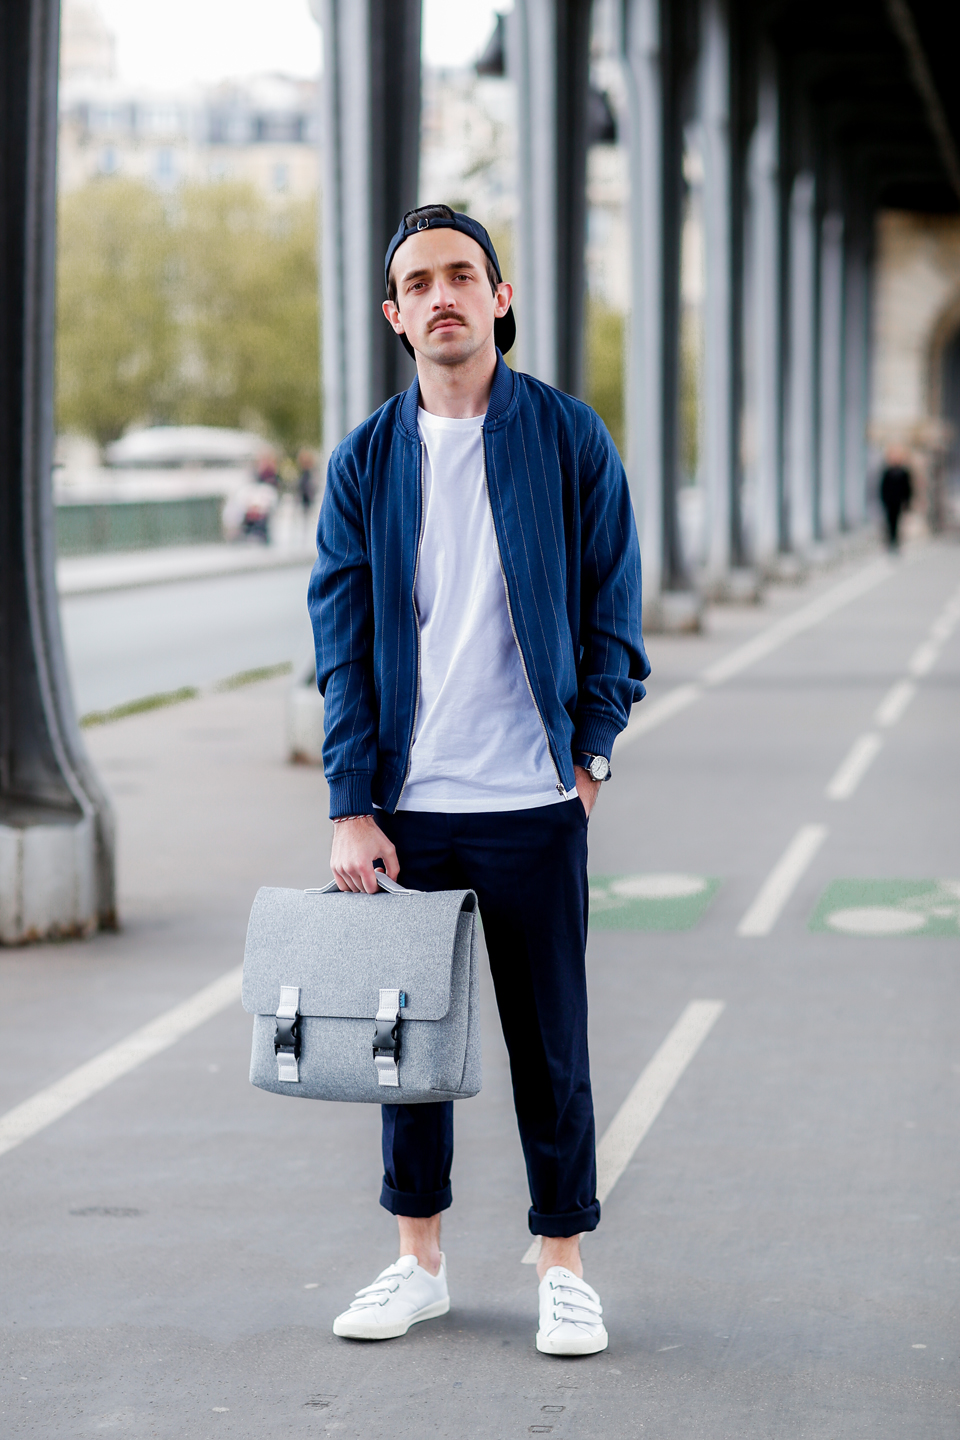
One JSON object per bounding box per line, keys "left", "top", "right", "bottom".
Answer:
{"left": 879, "top": 444, "right": 914, "bottom": 550}
{"left": 308, "top": 204, "right": 649, "bottom": 1355}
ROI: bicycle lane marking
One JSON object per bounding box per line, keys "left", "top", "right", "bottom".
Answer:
{"left": 521, "top": 1000, "right": 725, "bottom": 1263}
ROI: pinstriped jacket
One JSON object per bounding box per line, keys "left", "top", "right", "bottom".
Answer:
{"left": 308, "top": 352, "right": 650, "bottom": 820}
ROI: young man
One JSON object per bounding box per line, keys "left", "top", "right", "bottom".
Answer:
{"left": 308, "top": 205, "right": 649, "bottom": 1355}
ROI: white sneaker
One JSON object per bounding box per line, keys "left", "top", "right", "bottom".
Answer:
{"left": 536, "top": 1266, "right": 608, "bottom": 1355}
{"left": 332, "top": 1253, "right": 450, "bottom": 1340}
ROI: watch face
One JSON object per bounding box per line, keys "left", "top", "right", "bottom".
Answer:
{"left": 589, "top": 755, "right": 610, "bottom": 782}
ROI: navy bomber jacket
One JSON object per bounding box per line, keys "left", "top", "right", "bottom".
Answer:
{"left": 308, "top": 352, "right": 650, "bottom": 820}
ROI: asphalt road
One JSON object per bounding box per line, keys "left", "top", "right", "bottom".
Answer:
{"left": 60, "top": 563, "right": 316, "bottom": 715}
{"left": 1, "top": 538, "right": 958, "bottom": 1438}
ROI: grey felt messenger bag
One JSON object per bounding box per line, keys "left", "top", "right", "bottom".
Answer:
{"left": 242, "top": 874, "right": 481, "bottom": 1103}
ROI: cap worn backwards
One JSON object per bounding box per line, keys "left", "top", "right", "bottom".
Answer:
{"left": 384, "top": 203, "right": 516, "bottom": 359}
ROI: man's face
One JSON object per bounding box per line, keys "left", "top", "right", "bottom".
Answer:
{"left": 382, "top": 228, "right": 512, "bottom": 366}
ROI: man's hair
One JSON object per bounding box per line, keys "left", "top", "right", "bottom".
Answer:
{"left": 386, "top": 204, "right": 500, "bottom": 306}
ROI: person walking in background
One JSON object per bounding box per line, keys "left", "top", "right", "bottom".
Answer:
{"left": 879, "top": 445, "right": 914, "bottom": 550}
{"left": 309, "top": 204, "right": 649, "bottom": 1356}
{"left": 296, "top": 448, "right": 317, "bottom": 516}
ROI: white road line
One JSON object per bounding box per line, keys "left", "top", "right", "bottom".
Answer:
{"left": 736, "top": 824, "right": 828, "bottom": 938}
{"left": 699, "top": 559, "right": 891, "bottom": 687}
{"left": 825, "top": 732, "right": 884, "bottom": 801}
{"left": 521, "top": 1000, "right": 725, "bottom": 1264}
{"left": 874, "top": 678, "right": 917, "bottom": 728}
{"left": 618, "top": 682, "right": 702, "bottom": 748}
{"left": 0, "top": 965, "right": 243, "bottom": 1160}
{"left": 618, "top": 557, "right": 892, "bottom": 751}
{"left": 908, "top": 639, "right": 941, "bottom": 677}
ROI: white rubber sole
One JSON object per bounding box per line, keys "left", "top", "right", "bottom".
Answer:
{"left": 536, "top": 1324, "right": 609, "bottom": 1356}
{"left": 332, "top": 1295, "right": 450, "bottom": 1341}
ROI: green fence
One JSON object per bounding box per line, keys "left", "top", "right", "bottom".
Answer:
{"left": 55, "top": 496, "right": 224, "bottom": 555}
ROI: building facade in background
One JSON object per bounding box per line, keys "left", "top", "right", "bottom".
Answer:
{"left": 59, "top": 0, "right": 319, "bottom": 198}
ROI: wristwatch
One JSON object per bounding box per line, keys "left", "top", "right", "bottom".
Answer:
{"left": 574, "top": 752, "right": 611, "bottom": 782}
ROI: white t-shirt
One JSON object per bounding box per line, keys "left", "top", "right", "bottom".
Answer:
{"left": 397, "top": 408, "right": 571, "bottom": 813}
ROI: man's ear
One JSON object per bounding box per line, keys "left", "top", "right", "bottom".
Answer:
{"left": 382, "top": 298, "right": 405, "bottom": 336}
{"left": 494, "top": 282, "right": 513, "bottom": 318}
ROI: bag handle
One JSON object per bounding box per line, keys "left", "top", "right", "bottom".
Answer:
{"left": 306, "top": 871, "right": 419, "bottom": 896}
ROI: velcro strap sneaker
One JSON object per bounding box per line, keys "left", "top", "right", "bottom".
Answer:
{"left": 536, "top": 1266, "right": 608, "bottom": 1356}
{"left": 332, "top": 1253, "right": 449, "bottom": 1340}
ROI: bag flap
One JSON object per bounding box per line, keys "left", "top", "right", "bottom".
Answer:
{"left": 241, "top": 885, "right": 477, "bottom": 1021}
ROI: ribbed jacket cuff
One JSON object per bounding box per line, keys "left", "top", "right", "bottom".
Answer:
{"left": 327, "top": 772, "right": 374, "bottom": 820}
{"left": 573, "top": 715, "right": 621, "bottom": 762}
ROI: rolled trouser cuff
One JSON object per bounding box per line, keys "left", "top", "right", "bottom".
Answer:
{"left": 528, "top": 1200, "right": 600, "bottom": 1238}
{"left": 380, "top": 1178, "right": 453, "bottom": 1217}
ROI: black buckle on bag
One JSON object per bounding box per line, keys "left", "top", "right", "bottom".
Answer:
{"left": 274, "top": 1014, "right": 301, "bottom": 1059}
{"left": 372, "top": 1016, "right": 399, "bottom": 1058}
{"left": 274, "top": 984, "right": 301, "bottom": 1083}
{"left": 373, "top": 988, "right": 403, "bottom": 1087}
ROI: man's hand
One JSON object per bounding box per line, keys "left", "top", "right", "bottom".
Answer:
{"left": 573, "top": 765, "right": 602, "bottom": 819}
{"left": 330, "top": 815, "right": 400, "bottom": 893}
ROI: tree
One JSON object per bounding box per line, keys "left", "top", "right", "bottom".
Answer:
{"left": 56, "top": 179, "right": 321, "bottom": 455}
{"left": 56, "top": 179, "right": 177, "bottom": 446}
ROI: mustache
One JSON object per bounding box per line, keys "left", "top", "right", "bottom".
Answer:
{"left": 427, "top": 311, "right": 468, "bottom": 332}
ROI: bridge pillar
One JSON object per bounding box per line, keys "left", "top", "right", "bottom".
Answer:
{"left": 818, "top": 210, "right": 845, "bottom": 539}
{"left": 509, "top": 0, "right": 593, "bottom": 395}
{"left": 0, "top": 0, "right": 114, "bottom": 943}
{"left": 315, "top": 0, "right": 421, "bottom": 453}
{"left": 744, "top": 43, "right": 783, "bottom": 570}
{"left": 785, "top": 168, "right": 818, "bottom": 553}
{"left": 621, "top": 0, "right": 694, "bottom": 625}
{"left": 698, "top": 0, "right": 735, "bottom": 586}
{"left": 842, "top": 205, "right": 871, "bottom": 529}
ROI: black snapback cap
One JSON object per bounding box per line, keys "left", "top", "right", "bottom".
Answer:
{"left": 384, "top": 203, "right": 516, "bottom": 359}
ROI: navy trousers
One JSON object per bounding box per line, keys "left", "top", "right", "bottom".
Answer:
{"left": 376, "top": 800, "right": 600, "bottom": 1238}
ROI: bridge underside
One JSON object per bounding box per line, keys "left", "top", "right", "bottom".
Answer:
{"left": 1, "top": 0, "right": 959, "bottom": 939}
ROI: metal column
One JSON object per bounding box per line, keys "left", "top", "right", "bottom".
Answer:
{"left": 698, "top": 0, "right": 734, "bottom": 585}
{"left": 784, "top": 169, "right": 817, "bottom": 552}
{"left": 621, "top": 0, "right": 692, "bottom": 622}
{"left": 510, "top": 0, "right": 593, "bottom": 394}
{"left": 744, "top": 44, "right": 782, "bottom": 569}
{"left": 818, "top": 210, "right": 844, "bottom": 538}
{"left": 842, "top": 208, "right": 870, "bottom": 529}
{"left": 316, "top": 0, "right": 421, "bottom": 454}
{"left": 0, "top": 0, "right": 114, "bottom": 943}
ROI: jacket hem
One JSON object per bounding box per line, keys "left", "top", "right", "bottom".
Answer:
{"left": 573, "top": 715, "right": 621, "bottom": 763}
{"left": 327, "top": 773, "right": 375, "bottom": 820}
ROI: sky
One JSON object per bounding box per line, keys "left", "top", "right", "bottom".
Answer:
{"left": 94, "top": 0, "right": 511, "bottom": 89}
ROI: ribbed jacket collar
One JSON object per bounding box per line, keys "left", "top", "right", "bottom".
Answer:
{"left": 397, "top": 349, "right": 516, "bottom": 435}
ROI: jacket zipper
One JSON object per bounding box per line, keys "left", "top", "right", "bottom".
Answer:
{"left": 480, "top": 426, "right": 567, "bottom": 796}
{"left": 395, "top": 440, "right": 426, "bottom": 808}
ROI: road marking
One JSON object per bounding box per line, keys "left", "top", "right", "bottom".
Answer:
{"left": 874, "top": 678, "right": 917, "bottom": 728}
{"left": 619, "top": 557, "right": 891, "bottom": 749}
{"left": 521, "top": 1000, "right": 725, "bottom": 1263}
{"left": 825, "top": 732, "right": 883, "bottom": 800}
{"left": 906, "top": 582, "right": 960, "bottom": 679}
{"left": 698, "top": 559, "right": 891, "bottom": 687}
{"left": 0, "top": 966, "right": 243, "bottom": 1160}
{"left": 811, "top": 879, "right": 960, "bottom": 937}
{"left": 618, "top": 683, "right": 702, "bottom": 747}
{"left": 736, "top": 824, "right": 828, "bottom": 937}
{"left": 589, "top": 873, "right": 720, "bottom": 931}
{"left": 908, "top": 639, "right": 940, "bottom": 677}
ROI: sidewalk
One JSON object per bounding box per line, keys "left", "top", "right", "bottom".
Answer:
{"left": 57, "top": 536, "right": 317, "bottom": 598}
{"left": 58, "top": 495, "right": 319, "bottom": 597}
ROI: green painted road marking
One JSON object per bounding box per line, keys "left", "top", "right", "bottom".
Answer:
{"left": 810, "top": 879, "right": 960, "bottom": 937}
{"left": 589, "top": 874, "right": 720, "bottom": 931}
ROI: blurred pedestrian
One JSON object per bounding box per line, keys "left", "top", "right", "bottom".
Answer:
{"left": 310, "top": 204, "right": 649, "bottom": 1356}
{"left": 295, "top": 448, "right": 317, "bottom": 520}
{"left": 256, "top": 451, "right": 279, "bottom": 488}
{"left": 879, "top": 445, "right": 914, "bottom": 550}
